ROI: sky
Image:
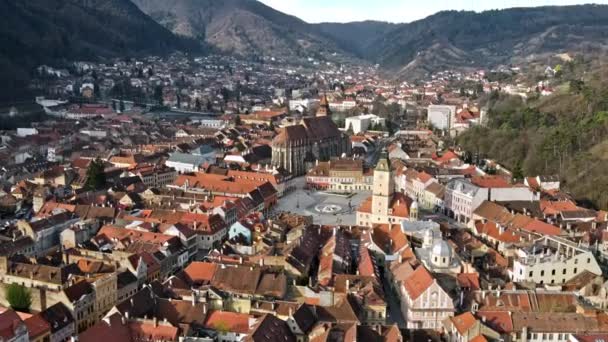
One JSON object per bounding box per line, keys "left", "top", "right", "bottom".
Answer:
{"left": 258, "top": 0, "right": 608, "bottom": 23}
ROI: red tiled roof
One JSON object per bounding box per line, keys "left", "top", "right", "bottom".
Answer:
{"left": 451, "top": 312, "right": 477, "bottom": 335}
{"left": 204, "top": 311, "right": 251, "bottom": 334}
{"left": 457, "top": 273, "right": 480, "bottom": 290}
{"left": 471, "top": 175, "right": 511, "bottom": 188}
{"left": 183, "top": 262, "right": 217, "bottom": 285}
{"left": 403, "top": 266, "right": 433, "bottom": 300}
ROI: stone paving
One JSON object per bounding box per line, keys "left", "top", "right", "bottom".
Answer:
{"left": 272, "top": 182, "right": 371, "bottom": 225}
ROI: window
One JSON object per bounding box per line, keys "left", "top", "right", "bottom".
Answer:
{"left": 552, "top": 269, "right": 556, "bottom": 275}
{"left": 588, "top": 258, "right": 591, "bottom": 264}
{"left": 541, "top": 270, "right": 544, "bottom": 276}
{"left": 529, "top": 271, "right": 533, "bottom": 277}
{"left": 574, "top": 268, "right": 577, "bottom": 274}
{"left": 574, "top": 258, "right": 578, "bottom": 264}
{"left": 563, "top": 269, "right": 567, "bottom": 275}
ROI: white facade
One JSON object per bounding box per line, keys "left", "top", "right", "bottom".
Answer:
{"left": 427, "top": 105, "right": 456, "bottom": 130}
{"left": 165, "top": 152, "right": 212, "bottom": 173}
{"left": 344, "top": 114, "right": 386, "bottom": 134}
{"left": 399, "top": 276, "right": 455, "bottom": 330}
{"left": 330, "top": 100, "right": 357, "bottom": 112}
{"left": 16, "top": 128, "right": 38, "bottom": 137}
{"left": 510, "top": 236, "right": 602, "bottom": 285}
{"left": 444, "top": 178, "right": 539, "bottom": 223}
{"left": 288, "top": 98, "right": 319, "bottom": 112}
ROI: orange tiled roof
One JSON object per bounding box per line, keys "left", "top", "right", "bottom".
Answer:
{"left": 204, "top": 311, "right": 251, "bottom": 334}
{"left": 451, "top": 312, "right": 477, "bottom": 335}
{"left": 403, "top": 266, "right": 433, "bottom": 300}
{"left": 183, "top": 262, "right": 217, "bottom": 284}
{"left": 471, "top": 175, "right": 511, "bottom": 188}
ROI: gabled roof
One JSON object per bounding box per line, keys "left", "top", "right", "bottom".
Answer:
{"left": 403, "top": 266, "right": 434, "bottom": 300}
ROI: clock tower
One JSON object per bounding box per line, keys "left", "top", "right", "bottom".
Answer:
{"left": 372, "top": 149, "right": 393, "bottom": 218}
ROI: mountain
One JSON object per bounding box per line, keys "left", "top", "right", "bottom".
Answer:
{"left": 367, "top": 5, "right": 608, "bottom": 78}
{"left": 130, "top": 0, "right": 343, "bottom": 58}
{"left": 0, "top": 0, "right": 201, "bottom": 101}
{"left": 457, "top": 61, "right": 608, "bottom": 210}
{"left": 130, "top": 1, "right": 608, "bottom": 78}
{"left": 316, "top": 21, "right": 398, "bottom": 58}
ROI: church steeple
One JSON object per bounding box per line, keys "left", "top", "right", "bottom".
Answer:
{"left": 316, "top": 93, "right": 332, "bottom": 117}
{"left": 375, "top": 149, "right": 391, "bottom": 172}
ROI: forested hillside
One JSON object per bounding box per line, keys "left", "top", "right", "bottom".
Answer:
{"left": 457, "top": 59, "right": 608, "bottom": 209}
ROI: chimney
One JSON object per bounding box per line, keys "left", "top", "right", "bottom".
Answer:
{"left": 259, "top": 258, "right": 264, "bottom": 267}
{"left": 345, "top": 279, "right": 350, "bottom": 291}
{"left": 288, "top": 307, "right": 293, "bottom": 317}
{"left": 153, "top": 316, "right": 158, "bottom": 327}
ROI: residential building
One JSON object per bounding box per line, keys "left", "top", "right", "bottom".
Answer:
{"left": 427, "top": 105, "right": 456, "bottom": 131}
{"left": 510, "top": 236, "right": 602, "bottom": 285}
{"left": 344, "top": 114, "right": 386, "bottom": 134}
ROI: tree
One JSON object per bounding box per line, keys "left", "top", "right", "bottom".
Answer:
{"left": 154, "top": 85, "right": 163, "bottom": 106}
{"left": 119, "top": 99, "right": 125, "bottom": 112}
{"left": 5, "top": 283, "right": 31, "bottom": 312}
{"left": 512, "top": 161, "right": 524, "bottom": 181}
{"left": 346, "top": 122, "right": 354, "bottom": 134}
{"left": 84, "top": 158, "right": 106, "bottom": 191}
{"left": 195, "top": 98, "right": 202, "bottom": 111}
{"left": 234, "top": 115, "right": 242, "bottom": 126}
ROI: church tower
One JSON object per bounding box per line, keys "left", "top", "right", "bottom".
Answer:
{"left": 372, "top": 149, "right": 394, "bottom": 219}
{"left": 316, "top": 93, "right": 332, "bottom": 117}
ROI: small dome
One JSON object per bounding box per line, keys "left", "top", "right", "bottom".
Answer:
{"left": 431, "top": 239, "right": 452, "bottom": 259}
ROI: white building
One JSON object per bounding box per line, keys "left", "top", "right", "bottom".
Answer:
{"left": 288, "top": 98, "right": 319, "bottom": 112}
{"left": 344, "top": 114, "right": 386, "bottom": 134}
{"left": 16, "top": 128, "right": 38, "bottom": 137}
{"left": 165, "top": 152, "right": 212, "bottom": 173}
{"left": 510, "top": 236, "right": 601, "bottom": 285}
{"left": 399, "top": 265, "right": 455, "bottom": 330}
{"left": 444, "top": 177, "right": 539, "bottom": 224}
{"left": 427, "top": 105, "right": 456, "bottom": 131}
{"left": 416, "top": 230, "right": 462, "bottom": 274}
{"left": 329, "top": 99, "right": 357, "bottom": 112}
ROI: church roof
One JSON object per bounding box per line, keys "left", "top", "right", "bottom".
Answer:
{"left": 273, "top": 116, "right": 342, "bottom": 146}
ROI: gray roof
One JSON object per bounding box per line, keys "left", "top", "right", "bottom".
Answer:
{"left": 167, "top": 152, "right": 208, "bottom": 166}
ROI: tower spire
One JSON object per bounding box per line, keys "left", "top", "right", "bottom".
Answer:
{"left": 316, "top": 92, "right": 332, "bottom": 117}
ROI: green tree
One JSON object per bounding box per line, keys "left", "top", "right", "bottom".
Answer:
{"left": 154, "top": 85, "right": 164, "bottom": 106}
{"left": 195, "top": 98, "right": 202, "bottom": 111}
{"left": 234, "top": 115, "right": 242, "bottom": 126}
{"left": 5, "top": 283, "right": 31, "bottom": 312}
{"left": 84, "top": 158, "right": 106, "bottom": 191}
{"left": 512, "top": 161, "right": 524, "bottom": 182}
{"left": 119, "top": 99, "right": 125, "bottom": 112}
